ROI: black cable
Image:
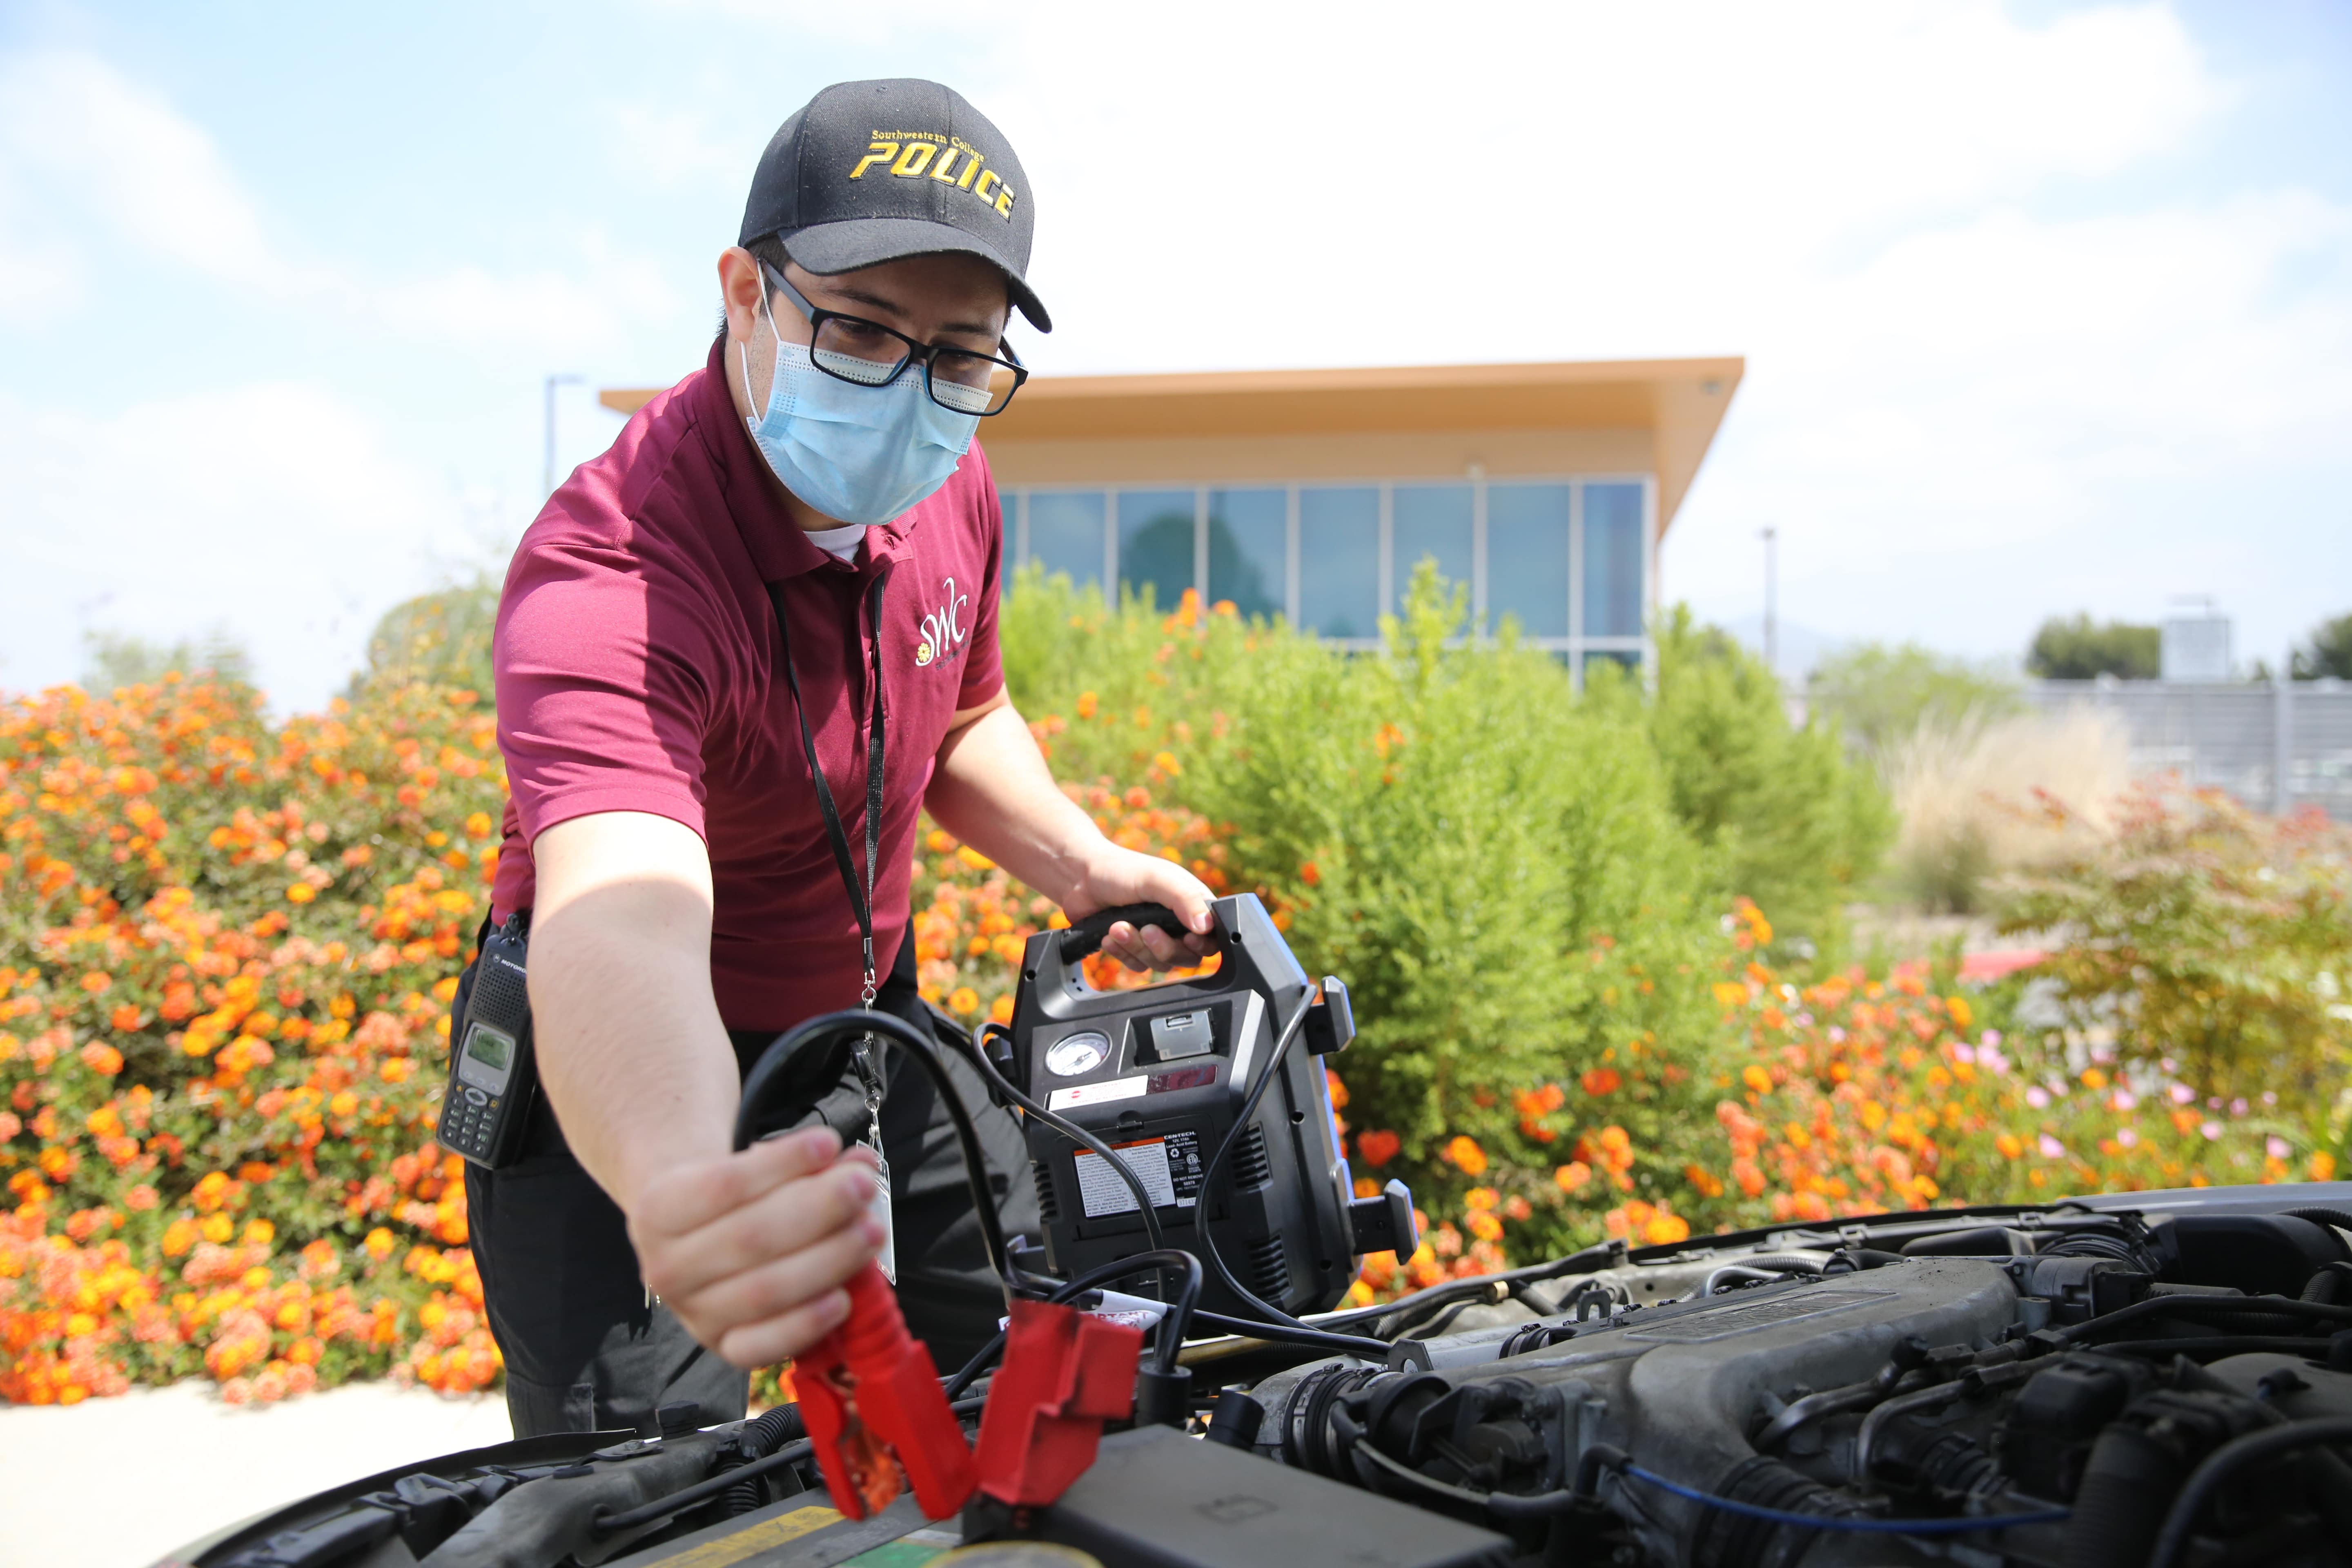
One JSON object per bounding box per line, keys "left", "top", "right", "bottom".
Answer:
{"left": 717, "top": 1403, "right": 806, "bottom": 1516}
{"left": 2145, "top": 1417, "right": 2352, "bottom": 1568}
{"left": 1075, "top": 1248, "right": 1203, "bottom": 1376}
{"left": 734, "top": 1009, "right": 1013, "bottom": 1295}
{"left": 1340, "top": 1434, "right": 2070, "bottom": 1534}
{"left": 2055, "top": 1292, "right": 2352, "bottom": 1344}
{"left": 593, "top": 1396, "right": 989, "bottom": 1535}
{"left": 942, "top": 1328, "right": 1009, "bottom": 1403}
{"left": 1187, "top": 1309, "right": 1393, "bottom": 1357}
{"left": 960, "top": 1016, "right": 1164, "bottom": 1252}
{"left": 942, "top": 1250, "right": 1207, "bottom": 1399}
{"left": 2078, "top": 1336, "right": 2352, "bottom": 1359}
{"left": 1187, "top": 991, "right": 1389, "bottom": 1355}
{"left": 2283, "top": 1206, "right": 2352, "bottom": 1243}
{"left": 1307, "top": 1241, "right": 1620, "bottom": 1335}
{"left": 1611, "top": 1463, "right": 2070, "bottom": 1535}
{"left": 596, "top": 1438, "right": 811, "bottom": 1536}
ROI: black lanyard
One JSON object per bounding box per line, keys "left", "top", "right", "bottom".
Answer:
{"left": 764, "top": 569, "right": 892, "bottom": 1005}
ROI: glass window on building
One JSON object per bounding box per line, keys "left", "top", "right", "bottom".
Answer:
{"left": 1581, "top": 648, "right": 1643, "bottom": 686}
{"left": 1028, "top": 490, "right": 1106, "bottom": 592}
{"left": 1391, "top": 483, "right": 1472, "bottom": 611}
{"left": 1118, "top": 490, "right": 1196, "bottom": 611}
{"left": 1298, "top": 486, "right": 1379, "bottom": 639}
{"left": 1486, "top": 483, "right": 1570, "bottom": 639}
{"left": 1583, "top": 482, "right": 1645, "bottom": 639}
{"left": 1208, "top": 488, "right": 1286, "bottom": 622}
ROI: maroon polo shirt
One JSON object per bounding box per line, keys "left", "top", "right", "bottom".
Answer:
{"left": 490, "top": 338, "right": 1004, "bottom": 1031}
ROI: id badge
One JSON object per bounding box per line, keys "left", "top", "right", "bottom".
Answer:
{"left": 866, "top": 1145, "right": 895, "bottom": 1285}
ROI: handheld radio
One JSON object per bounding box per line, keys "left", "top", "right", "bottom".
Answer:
{"left": 437, "top": 915, "right": 539, "bottom": 1168}
{"left": 1006, "top": 894, "right": 1415, "bottom": 1319}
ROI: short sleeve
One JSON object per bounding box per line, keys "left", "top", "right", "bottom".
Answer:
{"left": 494, "top": 532, "right": 718, "bottom": 848}
{"left": 955, "top": 483, "right": 1006, "bottom": 708}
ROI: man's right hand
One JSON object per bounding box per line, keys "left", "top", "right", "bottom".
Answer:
{"left": 626, "top": 1125, "right": 887, "bottom": 1368}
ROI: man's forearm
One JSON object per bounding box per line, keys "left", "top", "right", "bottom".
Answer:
{"left": 925, "top": 696, "right": 1102, "bottom": 904}
{"left": 528, "top": 877, "right": 741, "bottom": 1212}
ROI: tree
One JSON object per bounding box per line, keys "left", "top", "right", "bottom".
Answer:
{"left": 2026, "top": 613, "right": 2159, "bottom": 680}
{"left": 2292, "top": 613, "right": 2352, "bottom": 681}
{"left": 349, "top": 582, "right": 499, "bottom": 700}
{"left": 1807, "top": 641, "right": 2022, "bottom": 755}
{"left": 82, "top": 627, "right": 255, "bottom": 692}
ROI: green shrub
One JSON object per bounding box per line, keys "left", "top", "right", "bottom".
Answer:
{"left": 2027, "top": 613, "right": 2160, "bottom": 680}
{"left": 1998, "top": 788, "right": 2352, "bottom": 1137}
{"left": 1808, "top": 641, "right": 2022, "bottom": 756}
{"left": 2292, "top": 612, "right": 2352, "bottom": 682}
{"left": 1590, "top": 608, "right": 1893, "bottom": 954}
{"left": 351, "top": 583, "right": 499, "bottom": 701}
{"left": 82, "top": 628, "right": 254, "bottom": 693}
{"left": 1000, "top": 568, "right": 1741, "bottom": 1256}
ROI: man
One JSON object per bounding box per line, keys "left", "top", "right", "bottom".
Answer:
{"left": 472, "top": 78, "right": 1212, "bottom": 1438}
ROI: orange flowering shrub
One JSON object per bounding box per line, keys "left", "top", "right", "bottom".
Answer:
{"left": 1710, "top": 953, "right": 2340, "bottom": 1219}
{"left": 1339, "top": 891, "right": 2342, "bottom": 1303}
{"left": 0, "top": 662, "right": 1257, "bottom": 1406}
{"left": 10, "top": 642, "right": 2339, "bottom": 1399}
{"left": 1, "top": 674, "right": 505, "bottom": 1403}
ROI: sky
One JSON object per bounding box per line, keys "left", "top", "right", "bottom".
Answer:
{"left": 2, "top": 0, "right": 2347, "bottom": 709}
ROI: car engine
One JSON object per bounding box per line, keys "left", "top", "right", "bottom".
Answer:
{"left": 1245, "top": 1191, "right": 2352, "bottom": 1567}
{"left": 165, "top": 1189, "right": 2352, "bottom": 1568}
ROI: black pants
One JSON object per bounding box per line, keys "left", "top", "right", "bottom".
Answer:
{"left": 461, "top": 933, "right": 1036, "bottom": 1439}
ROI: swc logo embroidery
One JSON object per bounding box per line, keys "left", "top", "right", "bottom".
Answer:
{"left": 848, "top": 131, "right": 1017, "bottom": 220}
{"left": 912, "top": 577, "right": 971, "bottom": 669}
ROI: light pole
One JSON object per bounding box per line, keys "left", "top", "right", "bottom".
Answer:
{"left": 1760, "top": 526, "right": 1778, "bottom": 677}
{"left": 544, "top": 374, "right": 583, "bottom": 497}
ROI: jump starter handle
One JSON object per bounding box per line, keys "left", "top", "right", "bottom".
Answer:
{"left": 1058, "top": 902, "right": 1219, "bottom": 961}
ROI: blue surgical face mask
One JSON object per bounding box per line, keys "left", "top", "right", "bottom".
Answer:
{"left": 739, "top": 276, "right": 982, "bottom": 528}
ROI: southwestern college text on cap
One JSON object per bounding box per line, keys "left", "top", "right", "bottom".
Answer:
{"left": 741, "top": 78, "right": 1051, "bottom": 333}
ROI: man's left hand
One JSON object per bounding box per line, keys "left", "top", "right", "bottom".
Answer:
{"left": 1066, "top": 844, "right": 1217, "bottom": 972}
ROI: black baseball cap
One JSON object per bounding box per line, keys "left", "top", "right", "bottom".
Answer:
{"left": 739, "top": 78, "right": 1051, "bottom": 333}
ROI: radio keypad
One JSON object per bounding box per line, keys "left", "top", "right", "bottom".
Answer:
{"left": 439, "top": 1090, "right": 502, "bottom": 1158}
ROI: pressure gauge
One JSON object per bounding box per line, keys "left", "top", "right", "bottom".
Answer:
{"left": 1045, "top": 1031, "right": 1111, "bottom": 1078}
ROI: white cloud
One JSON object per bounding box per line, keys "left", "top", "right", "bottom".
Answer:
{"left": 636, "top": 0, "right": 998, "bottom": 49}
{"left": 5, "top": 0, "right": 2345, "bottom": 694}
{"left": 607, "top": 102, "right": 753, "bottom": 183}
{"left": 966, "top": 0, "right": 2224, "bottom": 372}
{"left": 1666, "top": 187, "right": 2352, "bottom": 633}
{"left": 0, "top": 383, "right": 474, "bottom": 713}
{"left": 911, "top": 0, "right": 2343, "bottom": 659}
{"left": 356, "top": 256, "right": 678, "bottom": 363}
{"left": 0, "top": 47, "right": 673, "bottom": 360}
{"left": 0, "top": 49, "right": 287, "bottom": 288}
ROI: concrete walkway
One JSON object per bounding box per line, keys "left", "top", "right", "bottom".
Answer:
{"left": 0, "top": 1381, "right": 514, "bottom": 1568}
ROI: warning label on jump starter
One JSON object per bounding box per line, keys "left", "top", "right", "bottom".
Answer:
{"left": 1074, "top": 1130, "right": 1205, "bottom": 1217}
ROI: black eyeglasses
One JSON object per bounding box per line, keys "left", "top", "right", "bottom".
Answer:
{"left": 766, "top": 265, "right": 1029, "bottom": 417}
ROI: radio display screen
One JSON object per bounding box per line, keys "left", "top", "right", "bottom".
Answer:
{"left": 464, "top": 1025, "right": 514, "bottom": 1072}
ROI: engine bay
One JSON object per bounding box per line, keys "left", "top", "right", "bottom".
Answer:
{"left": 167, "top": 1187, "right": 2352, "bottom": 1568}
{"left": 1243, "top": 1191, "right": 2352, "bottom": 1567}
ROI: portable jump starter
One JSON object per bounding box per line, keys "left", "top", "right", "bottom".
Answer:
{"left": 1006, "top": 894, "right": 1416, "bottom": 1320}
